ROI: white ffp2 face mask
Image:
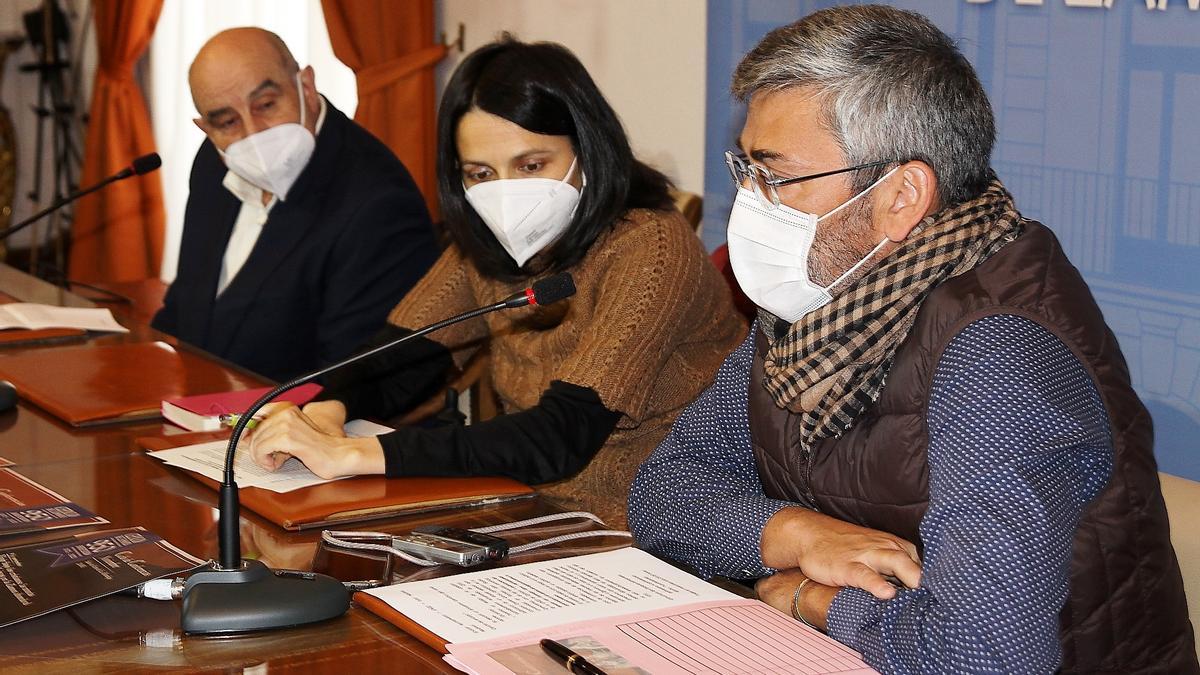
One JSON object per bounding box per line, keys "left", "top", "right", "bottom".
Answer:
{"left": 463, "top": 158, "right": 582, "bottom": 267}
{"left": 220, "top": 72, "right": 315, "bottom": 200}
{"left": 726, "top": 167, "right": 898, "bottom": 323}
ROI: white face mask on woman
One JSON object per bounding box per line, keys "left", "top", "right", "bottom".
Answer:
{"left": 463, "top": 158, "right": 582, "bottom": 267}
{"left": 220, "top": 72, "right": 315, "bottom": 200}
{"left": 726, "top": 166, "right": 898, "bottom": 322}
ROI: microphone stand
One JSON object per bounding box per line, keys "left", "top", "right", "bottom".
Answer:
{"left": 2, "top": 173, "right": 117, "bottom": 243}
{"left": 1, "top": 153, "right": 161, "bottom": 242}
{"left": 180, "top": 275, "right": 575, "bottom": 635}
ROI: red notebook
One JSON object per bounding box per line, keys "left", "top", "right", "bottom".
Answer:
{"left": 161, "top": 383, "right": 323, "bottom": 431}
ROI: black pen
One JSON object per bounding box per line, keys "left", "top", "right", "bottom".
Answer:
{"left": 539, "top": 638, "right": 609, "bottom": 675}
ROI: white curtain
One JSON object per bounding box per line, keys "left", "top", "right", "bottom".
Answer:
{"left": 149, "top": 0, "right": 357, "bottom": 282}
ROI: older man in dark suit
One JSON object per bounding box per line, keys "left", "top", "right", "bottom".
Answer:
{"left": 152, "top": 28, "right": 437, "bottom": 381}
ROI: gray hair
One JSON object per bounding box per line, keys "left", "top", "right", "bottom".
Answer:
{"left": 732, "top": 5, "right": 994, "bottom": 205}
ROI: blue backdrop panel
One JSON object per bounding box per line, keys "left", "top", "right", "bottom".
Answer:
{"left": 703, "top": 0, "right": 1200, "bottom": 480}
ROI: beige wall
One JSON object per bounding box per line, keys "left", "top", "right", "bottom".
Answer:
{"left": 435, "top": 0, "right": 707, "bottom": 196}
{"left": 1159, "top": 472, "right": 1200, "bottom": 657}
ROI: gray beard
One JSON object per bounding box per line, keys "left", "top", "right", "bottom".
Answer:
{"left": 805, "top": 196, "right": 878, "bottom": 288}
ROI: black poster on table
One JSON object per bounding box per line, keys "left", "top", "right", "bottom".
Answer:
{"left": 0, "top": 527, "right": 204, "bottom": 628}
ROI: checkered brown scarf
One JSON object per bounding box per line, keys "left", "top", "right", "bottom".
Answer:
{"left": 758, "top": 177, "right": 1024, "bottom": 446}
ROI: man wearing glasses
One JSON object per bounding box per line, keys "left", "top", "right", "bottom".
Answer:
{"left": 628, "top": 6, "right": 1195, "bottom": 674}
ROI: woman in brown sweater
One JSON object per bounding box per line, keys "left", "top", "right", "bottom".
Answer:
{"left": 247, "top": 37, "right": 744, "bottom": 528}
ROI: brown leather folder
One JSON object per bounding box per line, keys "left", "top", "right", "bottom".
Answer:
{"left": 0, "top": 341, "right": 261, "bottom": 426}
{"left": 353, "top": 592, "right": 451, "bottom": 653}
{"left": 137, "top": 434, "right": 536, "bottom": 531}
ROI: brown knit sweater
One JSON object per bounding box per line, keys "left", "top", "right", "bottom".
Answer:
{"left": 388, "top": 208, "right": 745, "bottom": 528}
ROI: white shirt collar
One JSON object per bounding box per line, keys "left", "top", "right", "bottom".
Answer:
{"left": 220, "top": 96, "right": 327, "bottom": 206}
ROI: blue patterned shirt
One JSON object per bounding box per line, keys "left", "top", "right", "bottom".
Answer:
{"left": 628, "top": 314, "right": 1113, "bottom": 673}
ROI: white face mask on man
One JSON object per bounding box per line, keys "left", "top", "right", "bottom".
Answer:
{"left": 463, "top": 157, "right": 582, "bottom": 267}
{"left": 726, "top": 166, "right": 898, "bottom": 323}
{"left": 220, "top": 72, "right": 315, "bottom": 200}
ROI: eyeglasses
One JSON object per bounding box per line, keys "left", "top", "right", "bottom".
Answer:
{"left": 724, "top": 150, "right": 897, "bottom": 208}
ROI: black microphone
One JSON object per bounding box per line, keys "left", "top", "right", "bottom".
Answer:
{"left": 1, "top": 152, "right": 162, "bottom": 242}
{"left": 500, "top": 271, "right": 577, "bottom": 308}
{"left": 180, "top": 272, "right": 577, "bottom": 635}
{"left": 117, "top": 152, "right": 163, "bottom": 179}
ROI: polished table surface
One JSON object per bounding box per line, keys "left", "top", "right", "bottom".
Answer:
{"left": 0, "top": 265, "right": 629, "bottom": 673}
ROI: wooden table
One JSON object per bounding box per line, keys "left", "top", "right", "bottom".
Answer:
{"left": 0, "top": 265, "right": 629, "bottom": 673}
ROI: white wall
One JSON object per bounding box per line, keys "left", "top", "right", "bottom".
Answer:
{"left": 435, "top": 0, "right": 708, "bottom": 196}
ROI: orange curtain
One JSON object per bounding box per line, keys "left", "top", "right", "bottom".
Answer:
{"left": 321, "top": 0, "right": 445, "bottom": 216}
{"left": 68, "top": 0, "right": 165, "bottom": 282}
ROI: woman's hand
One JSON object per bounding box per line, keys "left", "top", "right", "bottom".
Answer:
{"left": 246, "top": 402, "right": 385, "bottom": 478}
{"left": 239, "top": 519, "right": 319, "bottom": 570}
{"left": 761, "top": 506, "right": 921, "bottom": 600}
{"left": 300, "top": 399, "right": 349, "bottom": 435}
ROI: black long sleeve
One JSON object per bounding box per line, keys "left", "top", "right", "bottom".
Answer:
{"left": 378, "top": 380, "right": 622, "bottom": 485}
{"left": 314, "top": 324, "right": 453, "bottom": 421}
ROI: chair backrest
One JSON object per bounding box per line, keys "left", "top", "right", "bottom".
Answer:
{"left": 709, "top": 242, "right": 756, "bottom": 322}
{"left": 1159, "top": 471, "right": 1200, "bottom": 656}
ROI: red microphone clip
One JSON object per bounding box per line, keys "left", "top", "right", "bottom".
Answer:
{"left": 525, "top": 287, "right": 538, "bottom": 305}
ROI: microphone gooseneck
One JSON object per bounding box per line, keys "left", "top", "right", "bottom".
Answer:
{"left": 216, "top": 301, "right": 504, "bottom": 568}
{"left": 1, "top": 152, "right": 163, "bottom": 241}
{"left": 184, "top": 272, "right": 576, "bottom": 634}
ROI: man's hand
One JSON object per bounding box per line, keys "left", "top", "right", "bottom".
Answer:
{"left": 247, "top": 402, "right": 385, "bottom": 478}
{"left": 761, "top": 506, "right": 921, "bottom": 600}
{"left": 755, "top": 568, "right": 839, "bottom": 632}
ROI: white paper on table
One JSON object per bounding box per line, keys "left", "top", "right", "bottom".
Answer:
{"left": 362, "top": 547, "right": 740, "bottom": 645}
{"left": 343, "top": 419, "right": 393, "bottom": 437}
{"left": 146, "top": 419, "right": 393, "bottom": 493}
{"left": 0, "top": 303, "right": 128, "bottom": 333}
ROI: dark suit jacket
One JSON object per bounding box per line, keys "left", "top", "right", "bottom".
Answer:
{"left": 152, "top": 101, "right": 437, "bottom": 382}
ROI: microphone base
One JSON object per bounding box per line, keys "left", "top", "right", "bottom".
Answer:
{"left": 180, "top": 560, "right": 350, "bottom": 635}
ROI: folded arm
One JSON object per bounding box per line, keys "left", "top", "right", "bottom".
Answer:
{"left": 826, "top": 314, "right": 1113, "bottom": 673}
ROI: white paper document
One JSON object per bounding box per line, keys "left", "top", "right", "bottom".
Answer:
{"left": 363, "top": 547, "right": 739, "bottom": 644}
{"left": 146, "top": 418, "right": 393, "bottom": 493}
{"left": 0, "top": 303, "right": 128, "bottom": 333}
